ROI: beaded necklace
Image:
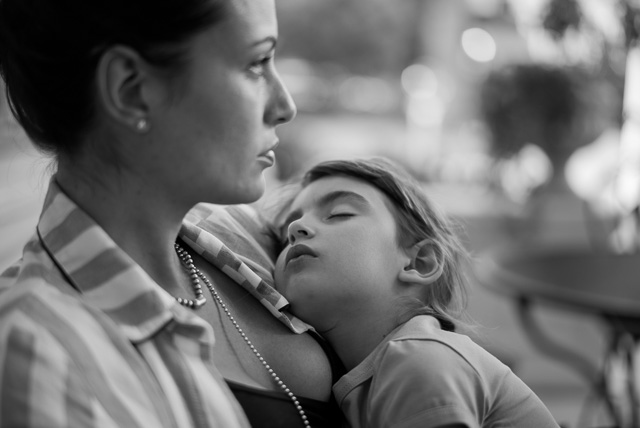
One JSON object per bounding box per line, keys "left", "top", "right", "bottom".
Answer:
{"left": 175, "top": 243, "right": 311, "bottom": 427}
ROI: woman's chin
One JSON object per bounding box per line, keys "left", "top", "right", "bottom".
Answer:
{"left": 210, "top": 179, "right": 266, "bottom": 205}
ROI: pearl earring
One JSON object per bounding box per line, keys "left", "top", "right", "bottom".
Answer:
{"left": 136, "top": 118, "right": 149, "bottom": 132}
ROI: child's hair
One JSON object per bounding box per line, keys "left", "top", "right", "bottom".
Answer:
{"left": 271, "top": 157, "right": 471, "bottom": 332}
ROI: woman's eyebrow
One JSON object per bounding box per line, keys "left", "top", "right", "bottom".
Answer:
{"left": 252, "top": 36, "right": 277, "bottom": 49}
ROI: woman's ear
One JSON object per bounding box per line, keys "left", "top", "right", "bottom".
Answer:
{"left": 398, "top": 239, "right": 444, "bottom": 285}
{"left": 95, "top": 45, "right": 152, "bottom": 132}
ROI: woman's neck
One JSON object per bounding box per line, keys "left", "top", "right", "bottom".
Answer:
{"left": 55, "top": 158, "right": 189, "bottom": 295}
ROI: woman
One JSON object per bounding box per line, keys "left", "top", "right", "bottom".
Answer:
{"left": 0, "top": 0, "right": 338, "bottom": 426}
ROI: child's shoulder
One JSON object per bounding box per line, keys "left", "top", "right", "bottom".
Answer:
{"left": 357, "top": 317, "right": 498, "bottom": 417}
{"left": 379, "top": 315, "right": 507, "bottom": 378}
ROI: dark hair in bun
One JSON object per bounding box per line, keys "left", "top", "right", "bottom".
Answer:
{"left": 0, "top": 0, "right": 226, "bottom": 156}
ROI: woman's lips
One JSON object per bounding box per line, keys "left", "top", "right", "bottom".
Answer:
{"left": 258, "top": 149, "right": 276, "bottom": 167}
{"left": 258, "top": 140, "right": 279, "bottom": 167}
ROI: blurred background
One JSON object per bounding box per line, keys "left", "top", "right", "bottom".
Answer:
{"left": 2, "top": 0, "right": 640, "bottom": 426}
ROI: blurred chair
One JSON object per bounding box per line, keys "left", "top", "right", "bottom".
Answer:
{"left": 475, "top": 247, "right": 640, "bottom": 428}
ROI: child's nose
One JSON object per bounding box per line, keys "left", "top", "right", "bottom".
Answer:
{"left": 288, "top": 220, "right": 313, "bottom": 244}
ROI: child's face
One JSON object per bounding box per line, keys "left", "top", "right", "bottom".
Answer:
{"left": 274, "top": 176, "right": 409, "bottom": 330}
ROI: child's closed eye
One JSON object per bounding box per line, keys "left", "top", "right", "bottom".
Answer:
{"left": 328, "top": 213, "right": 354, "bottom": 220}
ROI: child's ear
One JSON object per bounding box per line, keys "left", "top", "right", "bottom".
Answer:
{"left": 398, "top": 239, "right": 444, "bottom": 285}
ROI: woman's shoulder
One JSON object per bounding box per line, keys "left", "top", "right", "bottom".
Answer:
{"left": 0, "top": 235, "right": 121, "bottom": 345}
{"left": 1, "top": 238, "right": 69, "bottom": 304}
{"left": 0, "top": 255, "right": 99, "bottom": 360}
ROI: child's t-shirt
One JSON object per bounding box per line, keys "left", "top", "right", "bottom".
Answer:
{"left": 332, "top": 315, "right": 559, "bottom": 428}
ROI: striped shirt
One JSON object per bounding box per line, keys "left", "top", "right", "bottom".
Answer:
{"left": 0, "top": 180, "right": 251, "bottom": 428}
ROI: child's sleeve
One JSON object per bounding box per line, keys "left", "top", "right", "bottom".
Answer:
{"left": 366, "top": 339, "right": 481, "bottom": 428}
{"left": 367, "top": 338, "right": 559, "bottom": 428}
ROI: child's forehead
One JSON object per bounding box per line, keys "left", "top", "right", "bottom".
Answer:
{"left": 294, "top": 176, "right": 380, "bottom": 206}
{"left": 287, "top": 176, "right": 401, "bottom": 222}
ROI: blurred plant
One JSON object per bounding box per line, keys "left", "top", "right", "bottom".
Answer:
{"left": 622, "top": 0, "right": 640, "bottom": 47}
{"left": 541, "top": 0, "right": 640, "bottom": 47}
{"left": 542, "top": 0, "right": 583, "bottom": 40}
{"left": 536, "top": 0, "right": 637, "bottom": 122}
{"left": 480, "top": 63, "right": 592, "bottom": 167}
{"left": 478, "top": 61, "right": 621, "bottom": 211}
{"left": 484, "top": 0, "right": 635, "bottom": 176}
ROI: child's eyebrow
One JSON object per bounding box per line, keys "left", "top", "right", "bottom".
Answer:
{"left": 280, "top": 190, "right": 370, "bottom": 234}
{"left": 318, "top": 190, "right": 369, "bottom": 208}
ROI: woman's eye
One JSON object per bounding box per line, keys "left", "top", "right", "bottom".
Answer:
{"left": 249, "top": 56, "right": 273, "bottom": 77}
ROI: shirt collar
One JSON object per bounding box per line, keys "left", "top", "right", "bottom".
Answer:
{"left": 37, "top": 178, "right": 208, "bottom": 343}
{"left": 181, "top": 204, "right": 313, "bottom": 334}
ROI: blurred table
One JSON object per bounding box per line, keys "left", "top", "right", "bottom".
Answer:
{"left": 475, "top": 248, "right": 640, "bottom": 428}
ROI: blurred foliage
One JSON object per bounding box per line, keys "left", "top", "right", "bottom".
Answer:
{"left": 622, "top": 0, "right": 640, "bottom": 47}
{"left": 479, "top": 64, "right": 613, "bottom": 168}
{"left": 481, "top": 0, "right": 638, "bottom": 171}
{"left": 542, "top": 0, "right": 640, "bottom": 48}
{"left": 276, "top": 0, "right": 418, "bottom": 75}
{"left": 542, "top": 0, "right": 583, "bottom": 40}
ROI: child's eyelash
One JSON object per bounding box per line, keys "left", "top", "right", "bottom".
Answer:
{"left": 328, "top": 213, "right": 353, "bottom": 219}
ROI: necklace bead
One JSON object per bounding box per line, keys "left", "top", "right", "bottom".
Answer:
{"left": 173, "top": 242, "right": 311, "bottom": 428}
{"left": 174, "top": 243, "right": 206, "bottom": 309}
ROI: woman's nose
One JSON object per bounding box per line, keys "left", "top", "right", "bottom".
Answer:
{"left": 266, "top": 69, "right": 297, "bottom": 126}
{"left": 287, "top": 219, "right": 313, "bottom": 244}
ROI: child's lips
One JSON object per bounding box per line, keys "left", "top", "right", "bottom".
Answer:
{"left": 285, "top": 244, "right": 318, "bottom": 266}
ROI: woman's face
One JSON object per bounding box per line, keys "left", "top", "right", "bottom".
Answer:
{"left": 149, "top": 0, "right": 296, "bottom": 206}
